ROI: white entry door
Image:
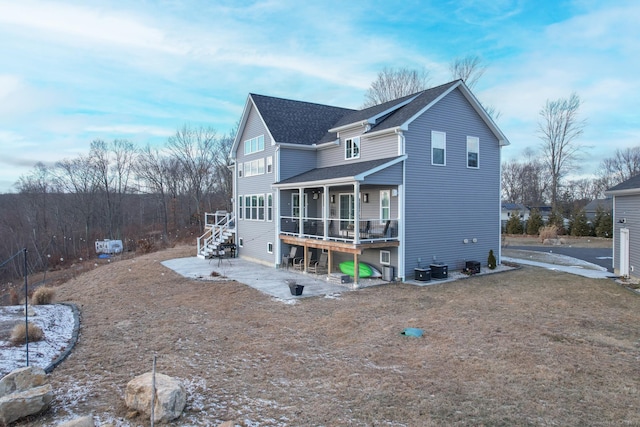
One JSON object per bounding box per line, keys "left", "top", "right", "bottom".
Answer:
{"left": 620, "top": 228, "right": 630, "bottom": 277}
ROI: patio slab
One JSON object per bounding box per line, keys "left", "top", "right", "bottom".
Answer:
{"left": 161, "top": 256, "right": 388, "bottom": 300}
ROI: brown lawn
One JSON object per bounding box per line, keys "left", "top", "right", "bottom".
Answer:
{"left": 10, "top": 245, "right": 640, "bottom": 426}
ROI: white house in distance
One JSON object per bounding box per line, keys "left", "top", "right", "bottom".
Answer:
{"left": 199, "top": 80, "right": 510, "bottom": 283}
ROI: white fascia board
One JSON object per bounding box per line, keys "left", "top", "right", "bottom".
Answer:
{"left": 400, "top": 81, "right": 511, "bottom": 147}
{"left": 363, "top": 126, "right": 402, "bottom": 139}
{"left": 273, "top": 176, "right": 358, "bottom": 189}
{"left": 314, "top": 139, "right": 340, "bottom": 150}
{"left": 353, "top": 155, "right": 407, "bottom": 180}
{"left": 456, "top": 83, "right": 511, "bottom": 146}
{"left": 277, "top": 142, "right": 316, "bottom": 151}
{"left": 230, "top": 95, "right": 277, "bottom": 159}
{"left": 605, "top": 188, "right": 640, "bottom": 197}
{"left": 328, "top": 120, "right": 369, "bottom": 133}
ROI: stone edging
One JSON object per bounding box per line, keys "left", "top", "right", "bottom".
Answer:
{"left": 45, "top": 302, "right": 80, "bottom": 374}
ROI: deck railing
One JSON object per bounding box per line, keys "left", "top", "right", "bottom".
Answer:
{"left": 280, "top": 216, "right": 398, "bottom": 242}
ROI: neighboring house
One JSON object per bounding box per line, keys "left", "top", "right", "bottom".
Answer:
{"left": 605, "top": 176, "right": 640, "bottom": 278}
{"left": 584, "top": 198, "right": 613, "bottom": 222}
{"left": 201, "top": 80, "right": 510, "bottom": 283}
{"left": 501, "top": 202, "right": 529, "bottom": 229}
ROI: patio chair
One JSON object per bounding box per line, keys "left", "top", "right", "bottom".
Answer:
{"left": 308, "top": 252, "right": 328, "bottom": 274}
{"left": 293, "top": 251, "right": 313, "bottom": 271}
{"left": 282, "top": 246, "right": 302, "bottom": 269}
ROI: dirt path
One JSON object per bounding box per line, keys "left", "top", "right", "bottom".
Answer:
{"left": 10, "top": 245, "right": 640, "bottom": 426}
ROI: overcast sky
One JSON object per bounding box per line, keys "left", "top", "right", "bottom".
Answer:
{"left": 0, "top": 0, "right": 638, "bottom": 192}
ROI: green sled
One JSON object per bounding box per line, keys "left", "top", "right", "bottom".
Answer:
{"left": 339, "top": 261, "right": 374, "bottom": 278}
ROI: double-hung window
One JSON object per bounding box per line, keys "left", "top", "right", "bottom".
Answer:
{"left": 431, "top": 131, "right": 446, "bottom": 166}
{"left": 345, "top": 137, "right": 360, "bottom": 160}
{"left": 467, "top": 136, "right": 479, "bottom": 168}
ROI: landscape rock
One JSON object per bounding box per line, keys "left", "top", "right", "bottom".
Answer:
{"left": 125, "top": 372, "right": 186, "bottom": 423}
{"left": 57, "top": 415, "right": 96, "bottom": 427}
{"left": 0, "top": 366, "right": 53, "bottom": 425}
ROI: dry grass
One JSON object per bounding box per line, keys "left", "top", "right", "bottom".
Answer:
{"left": 10, "top": 322, "right": 44, "bottom": 345}
{"left": 539, "top": 224, "right": 559, "bottom": 241}
{"left": 31, "top": 286, "right": 55, "bottom": 305}
{"left": 14, "top": 245, "right": 640, "bottom": 426}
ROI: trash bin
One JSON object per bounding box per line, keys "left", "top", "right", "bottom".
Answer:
{"left": 414, "top": 268, "right": 431, "bottom": 282}
{"left": 430, "top": 263, "right": 448, "bottom": 279}
{"left": 382, "top": 266, "right": 395, "bottom": 281}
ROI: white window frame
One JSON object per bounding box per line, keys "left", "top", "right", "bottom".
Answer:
{"left": 244, "top": 159, "right": 265, "bottom": 177}
{"left": 267, "top": 156, "right": 273, "bottom": 173}
{"left": 431, "top": 131, "right": 446, "bottom": 166}
{"left": 243, "top": 194, "right": 266, "bottom": 221}
{"left": 238, "top": 162, "right": 243, "bottom": 178}
{"left": 380, "top": 190, "right": 390, "bottom": 224}
{"left": 238, "top": 195, "right": 243, "bottom": 219}
{"left": 267, "top": 242, "right": 273, "bottom": 254}
{"left": 292, "top": 193, "right": 308, "bottom": 218}
{"left": 239, "top": 238, "right": 243, "bottom": 247}
{"left": 244, "top": 135, "right": 265, "bottom": 155}
{"left": 345, "top": 137, "right": 360, "bottom": 160}
{"left": 267, "top": 194, "right": 273, "bottom": 221}
{"left": 467, "top": 136, "right": 479, "bottom": 169}
{"left": 380, "top": 250, "right": 391, "bottom": 265}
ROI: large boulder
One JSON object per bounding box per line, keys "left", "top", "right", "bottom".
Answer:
{"left": 0, "top": 366, "right": 53, "bottom": 425}
{"left": 125, "top": 372, "right": 186, "bottom": 423}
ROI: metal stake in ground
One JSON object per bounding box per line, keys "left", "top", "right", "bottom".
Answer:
{"left": 151, "top": 355, "right": 156, "bottom": 427}
{"left": 23, "top": 247, "right": 29, "bottom": 367}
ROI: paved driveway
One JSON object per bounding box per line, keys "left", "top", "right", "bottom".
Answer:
{"left": 508, "top": 246, "right": 613, "bottom": 272}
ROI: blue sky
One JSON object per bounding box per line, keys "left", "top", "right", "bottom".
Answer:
{"left": 0, "top": 0, "right": 638, "bottom": 192}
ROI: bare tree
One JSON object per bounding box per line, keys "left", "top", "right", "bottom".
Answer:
{"left": 362, "top": 67, "right": 431, "bottom": 108}
{"left": 166, "top": 124, "right": 219, "bottom": 229}
{"left": 90, "top": 139, "right": 137, "bottom": 239}
{"left": 449, "top": 54, "right": 486, "bottom": 89}
{"left": 135, "top": 145, "right": 173, "bottom": 240}
{"left": 597, "top": 146, "right": 640, "bottom": 189}
{"left": 538, "top": 92, "right": 587, "bottom": 208}
{"left": 501, "top": 155, "right": 548, "bottom": 206}
{"left": 54, "top": 155, "right": 100, "bottom": 248}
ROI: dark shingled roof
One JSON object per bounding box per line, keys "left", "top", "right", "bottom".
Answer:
{"left": 276, "top": 157, "right": 402, "bottom": 185}
{"left": 607, "top": 174, "right": 640, "bottom": 192}
{"left": 250, "top": 94, "right": 354, "bottom": 145}
{"left": 250, "top": 80, "right": 464, "bottom": 147}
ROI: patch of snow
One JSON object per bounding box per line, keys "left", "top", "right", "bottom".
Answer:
{"left": 0, "top": 304, "right": 75, "bottom": 378}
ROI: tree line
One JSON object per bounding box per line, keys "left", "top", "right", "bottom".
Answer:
{"left": 0, "top": 124, "right": 234, "bottom": 282}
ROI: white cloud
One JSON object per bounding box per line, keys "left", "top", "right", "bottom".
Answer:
{"left": 85, "top": 124, "right": 174, "bottom": 137}
{"left": 0, "top": 0, "right": 186, "bottom": 54}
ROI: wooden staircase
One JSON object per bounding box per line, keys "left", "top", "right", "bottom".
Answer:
{"left": 197, "top": 211, "right": 236, "bottom": 259}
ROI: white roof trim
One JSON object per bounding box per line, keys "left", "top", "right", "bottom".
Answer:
{"left": 605, "top": 188, "right": 640, "bottom": 197}
{"left": 354, "top": 155, "right": 407, "bottom": 180}
{"left": 230, "top": 95, "right": 277, "bottom": 159}
{"left": 328, "top": 120, "right": 369, "bottom": 133}
{"left": 401, "top": 80, "right": 510, "bottom": 146}
{"left": 272, "top": 156, "right": 406, "bottom": 190}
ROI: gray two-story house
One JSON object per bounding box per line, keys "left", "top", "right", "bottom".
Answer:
{"left": 206, "top": 80, "right": 509, "bottom": 283}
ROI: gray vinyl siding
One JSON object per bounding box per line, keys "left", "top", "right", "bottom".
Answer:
{"left": 363, "top": 162, "right": 403, "bottom": 185}
{"left": 317, "top": 129, "right": 400, "bottom": 168}
{"left": 279, "top": 148, "right": 316, "bottom": 181}
{"left": 235, "top": 104, "right": 278, "bottom": 265}
{"left": 402, "top": 87, "right": 501, "bottom": 278}
{"left": 612, "top": 195, "right": 640, "bottom": 278}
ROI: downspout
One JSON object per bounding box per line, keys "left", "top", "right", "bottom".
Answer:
{"left": 498, "top": 147, "right": 503, "bottom": 265}
{"left": 396, "top": 129, "right": 406, "bottom": 281}
{"left": 275, "top": 145, "right": 281, "bottom": 267}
